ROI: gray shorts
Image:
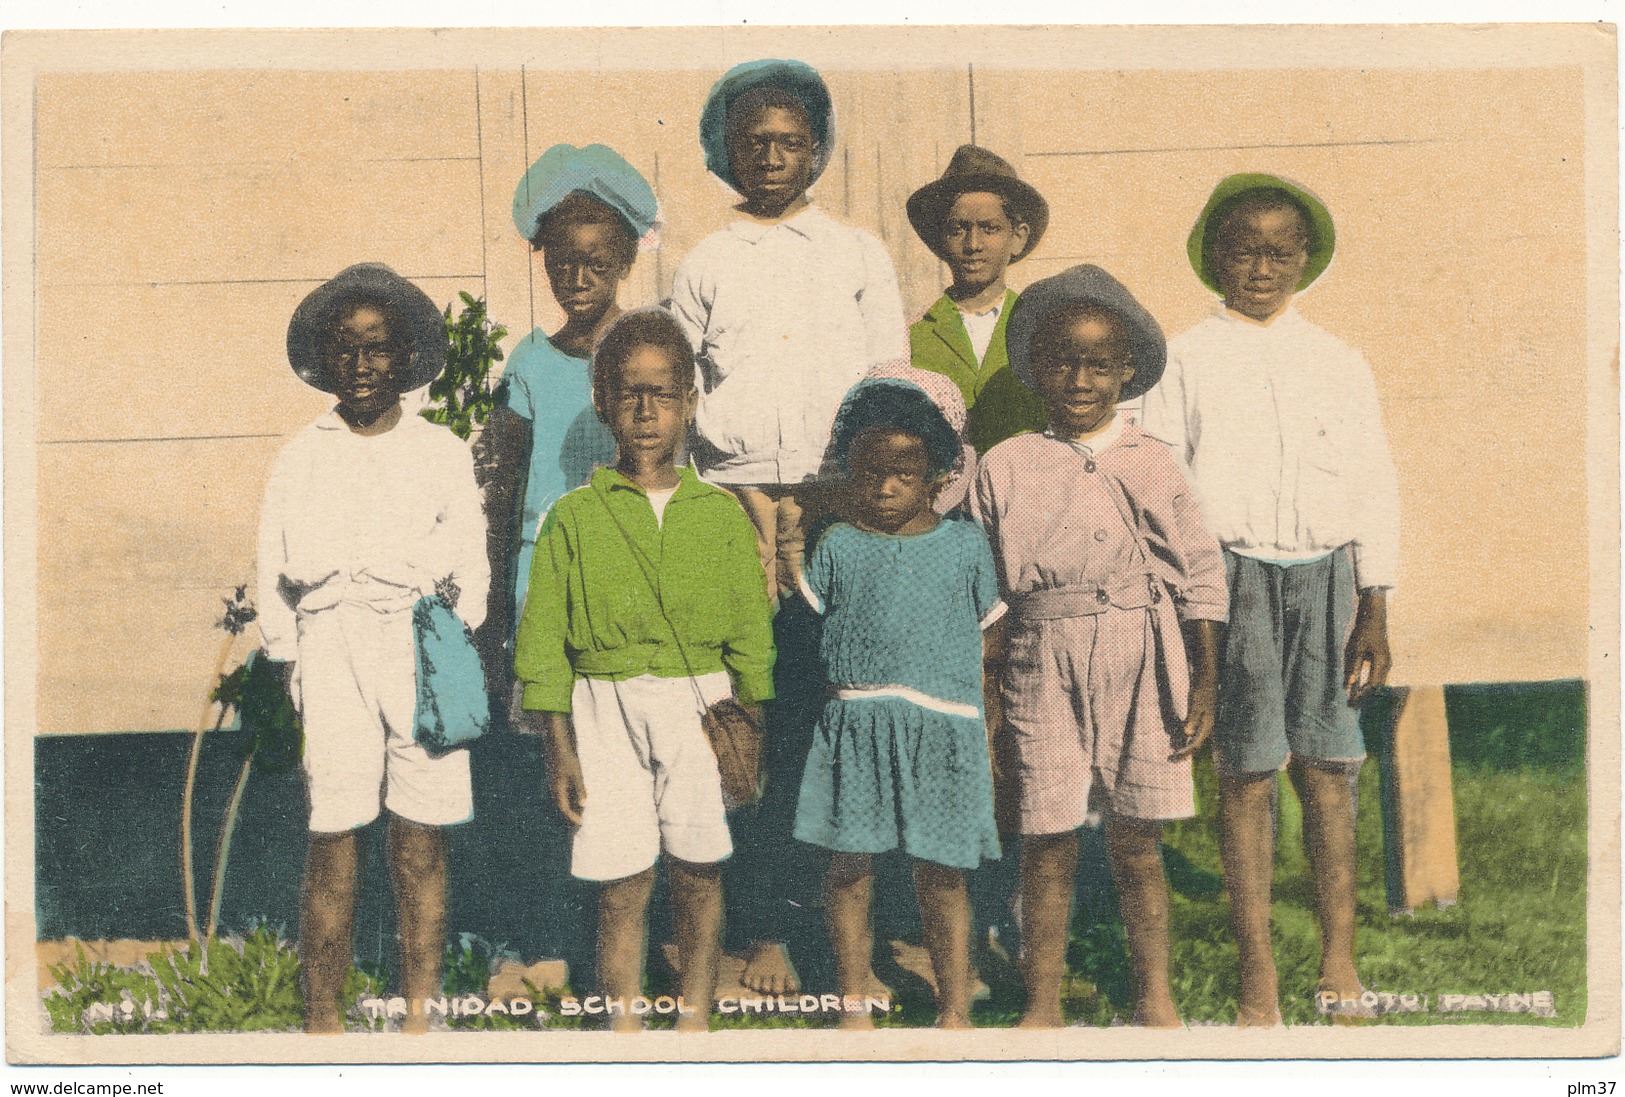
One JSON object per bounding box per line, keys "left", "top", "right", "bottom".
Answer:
{"left": 1213, "top": 548, "right": 1366, "bottom": 775}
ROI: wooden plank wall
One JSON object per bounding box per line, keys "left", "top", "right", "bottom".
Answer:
{"left": 30, "top": 61, "right": 1588, "bottom": 734}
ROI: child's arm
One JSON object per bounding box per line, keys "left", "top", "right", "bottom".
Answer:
{"left": 525, "top": 710, "right": 586, "bottom": 825}
{"left": 1170, "top": 618, "right": 1224, "bottom": 761}
{"left": 1344, "top": 589, "right": 1391, "bottom": 706}
{"left": 479, "top": 404, "right": 533, "bottom": 664}
{"left": 855, "top": 232, "right": 909, "bottom": 371}
{"left": 255, "top": 453, "right": 299, "bottom": 667}
{"left": 513, "top": 505, "right": 578, "bottom": 714}
{"left": 442, "top": 442, "right": 491, "bottom": 634}
{"left": 718, "top": 504, "right": 777, "bottom": 708}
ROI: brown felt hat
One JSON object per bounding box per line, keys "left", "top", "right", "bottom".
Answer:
{"left": 906, "top": 145, "right": 1049, "bottom": 263}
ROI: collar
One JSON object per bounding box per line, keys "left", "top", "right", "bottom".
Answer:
{"left": 955, "top": 289, "right": 1012, "bottom": 321}
{"left": 1046, "top": 410, "right": 1129, "bottom": 456}
{"left": 595, "top": 464, "right": 704, "bottom": 501}
{"left": 726, "top": 203, "right": 828, "bottom": 245}
{"left": 1216, "top": 302, "right": 1305, "bottom": 330}
{"left": 313, "top": 405, "right": 411, "bottom": 433}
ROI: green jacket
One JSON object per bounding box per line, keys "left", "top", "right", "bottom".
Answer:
{"left": 909, "top": 289, "right": 1048, "bottom": 454}
{"left": 513, "top": 466, "right": 776, "bottom": 713}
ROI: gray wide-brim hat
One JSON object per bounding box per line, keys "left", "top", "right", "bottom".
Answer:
{"left": 286, "top": 263, "right": 447, "bottom": 394}
{"left": 1006, "top": 264, "right": 1166, "bottom": 402}
{"left": 699, "top": 58, "right": 834, "bottom": 195}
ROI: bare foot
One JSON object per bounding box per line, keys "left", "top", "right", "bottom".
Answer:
{"left": 400, "top": 1013, "right": 429, "bottom": 1035}
{"left": 1016, "top": 1007, "right": 1065, "bottom": 1029}
{"left": 304, "top": 1012, "right": 343, "bottom": 1035}
{"left": 935, "top": 1011, "right": 974, "bottom": 1030}
{"left": 1237, "top": 963, "right": 1280, "bottom": 1027}
{"left": 609, "top": 1013, "right": 644, "bottom": 1033}
{"left": 740, "top": 941, "right": 800, "bottom": 995}
{"left": 1133, "top": 996, "right": 1183, "bottom": 1029}
{"left": 838, "top": 1011, "right": 875, "bottom": 1031}
{"left": 675, "top": 1012, "right": 710, "bottom": 1033}
{"left": 1317, "top": 973, "right": 1373, "bottom": 1024}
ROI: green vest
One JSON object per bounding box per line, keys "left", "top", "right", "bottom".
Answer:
{"left": 909, "top": 290, "right": 1048, "bottom": 454}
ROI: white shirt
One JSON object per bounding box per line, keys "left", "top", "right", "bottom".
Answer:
{"left": 667, "top": 204, "right": 908, "bottom": 485}
{"left": 646, "top": 485, "right": 677, "bottom": 527}
{"left": 257, "top": 409, "right": 489, "bottom": 662}
{"left": 958, "top": 299, "right": 1003, "bottom": 365}
{"left": 1139, "top": 306, "right": 1400, "bottom": 590}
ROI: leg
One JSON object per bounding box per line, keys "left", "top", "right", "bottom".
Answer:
{"left": 387, "top": 814, "right": 447, "bottom": 1034}
{"left": 729, "top": 486, "right": 780, "bottom": 602}
{"left": 1290, "top": 761, "right": 1361, "bottom": 999}
{"left": 1217, "top": 770, "right": 1280, "bottom": 1025}
{"left": 826, "top": 853, "right": 876, "bottom": 1030}
{"left": 598, "top": 867, "right": 656, "bottom": 1032}
{"left": 1103, "top": 814, "right": 1179, "bottom": 1028}
{"left": 1017, "top": 831, "right": 1079, "bottom": 1028}
{"left": 913, "top": 860, "right": 973, "bottom": 1029}
{"left": 300, "top": 829, "right": 359, "bottom": 1034}
{"left": 668, "top": 857, "right": 724, "bottom": 1032}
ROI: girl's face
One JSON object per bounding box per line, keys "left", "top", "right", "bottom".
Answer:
{"left": 1032, "top": 307, "right": 1135, "bottom": 439}
{"left": 322, "top": 303, "right": 405, "bottom": 420}
{"left": 846, "top": 427, "right": 941, "bottom": 536}
{"left": 541, "top": 220, "right": 632, "bottom": 324}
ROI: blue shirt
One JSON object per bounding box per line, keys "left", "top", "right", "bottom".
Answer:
{"left": 500, "top": 328, "right": 617, "bottom": 615}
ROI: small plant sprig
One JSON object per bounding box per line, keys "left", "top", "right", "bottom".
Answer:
{"left": 422, "top": 292, "right": 507, "bottom": 442}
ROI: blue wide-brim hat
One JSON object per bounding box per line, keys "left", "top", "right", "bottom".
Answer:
{"left": 1188, "top": 172, "right": 1336, "bottom": 295}
{"left": 286, "top": 263, "right": 447, "bottom": 394}
{"left": 512, "top": 143, "right": 659, "bottom": 245}
{"left": 699, "top": 59, "right": 834, "bottom": 195}
{"left": 1006, "top": 264, "right": 1166, "bottom": 402}
{"left": 831, "top": 377, "right": 962, "bottom": 477}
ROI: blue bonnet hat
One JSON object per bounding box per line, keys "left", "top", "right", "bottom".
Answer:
{"left": 511, "top": 143, "right": 659, "bottom": 245}
{"left": 831, "top": 377, "right": 962, "bottom": 478}
{"left": 699, "top": 59, "right": 834, "bottom": 195}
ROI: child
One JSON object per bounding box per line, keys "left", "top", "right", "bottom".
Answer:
{"left": 1139, "top": 174, "right": 1400, "bottom": 1025}
{"left": 669, "top": 57, "right": 909, "bottom": 598}
{"left": 975, "top": 264, "right": 1227, "bottom": 1028}
{"left": 512, "top": 308, "right": 775, "bottom": 1032}
{"left": 793, "top": 377, "right": 1003, "bottom": 1030}
{"left": 906, "top": 144, "right": 1049, "bottom": 455}
{"left": 668, "top": 56, "right": 908, "bottom": 995}
{"left": 485, "top": 144, "right": 659, "bottom": 652}
{"left": 257, "top": 263, "right": 488, "bottom": 1033}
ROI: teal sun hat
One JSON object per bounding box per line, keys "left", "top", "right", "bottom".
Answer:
{"left": 699, "top": 58, "right": 834, "bottom": 195}
{"left": 286, "top": 263, "right": 448, "bottom": 394}
{"left": 512, "top": 143, "right": 659, "bottom": 244}
{"left": 1005, "top": 264, "right": 1167, "bottom": 402}
{"left": 1188, "top": 172, "right": 1336, "bottom": 295}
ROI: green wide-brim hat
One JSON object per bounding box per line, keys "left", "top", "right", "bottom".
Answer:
{"left": 1006, "top": 264, "right": 1166, "bottom": 402}
{"left": 699, "top": 58, "right": 834, "bottom": 195}
{"left": 286, "top": 264, "right": 447, "bottom": 394}
{"left": 1188, "top": 172, "right": 1336, "bottom": 295}
{"left": 906, "top": 144, "right": 1049, "bottom": 263}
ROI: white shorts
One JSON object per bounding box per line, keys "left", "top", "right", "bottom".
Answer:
{"left": 296, "top": 602, "right": 474, "bottom": 833}
{"left": 569, "top": 672, "right": 734, "bottom": 881}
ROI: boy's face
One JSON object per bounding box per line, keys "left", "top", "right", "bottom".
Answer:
{"left": 322, "top": 303, "right": 405, "bottom": 418}
{"left": 595, "top": 344, "right": 696, "bottom": 467}
{"left": 941, "top": 191, "right": 1029, "bottom": 295}
{"left": 1032, "top": 307, "right": 1135, "bottom": 439}
{"left": 845, "top": 427, "right": 937, "bottom": 536}
{"left": 1213, "top": 202, "right": 1310, "bottom": 322}
{"left": 540, "top": 221, "right": 631, "bottom": 325}
{"left": 727, "top": 103, "right": 816, "bottom": 216}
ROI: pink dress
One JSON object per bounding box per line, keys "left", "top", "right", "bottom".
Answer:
{"left": 973, "top": 418, "right": 1227, "bottom": 831}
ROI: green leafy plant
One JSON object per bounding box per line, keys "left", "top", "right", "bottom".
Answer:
{"left": 181, "top": 587, "right": 302, "bottom": 962}
{"left": 422, "top": 292, "right": 507, "bottom": 443}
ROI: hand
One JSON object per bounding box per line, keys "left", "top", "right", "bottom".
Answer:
{"left": 1170, "top": 683, "right": 1217, "bottom": 761}
{"left": 542, "top": 714, "right": 587, "bottom": 826}
{"left": 1344, "top": 590, "right": 1392, "bottom": 706}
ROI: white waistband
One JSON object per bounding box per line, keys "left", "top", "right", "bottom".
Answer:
{"left": 830, "top": 685, "right": 980, "bottom": 720}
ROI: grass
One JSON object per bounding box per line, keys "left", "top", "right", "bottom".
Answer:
{"left": 42, "top": 756, "right": 1588, "bottom": 1033}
